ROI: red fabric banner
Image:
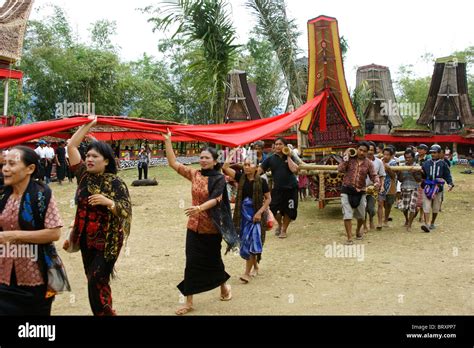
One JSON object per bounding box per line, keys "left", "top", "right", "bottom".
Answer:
{"left": 0, "top": 94, "right": 325, "bottom": 148}
{"left": 0, "top": 118, "right": 90, "bottom": 149}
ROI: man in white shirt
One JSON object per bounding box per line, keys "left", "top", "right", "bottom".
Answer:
{"left": 34, "top": 140, "right": 48, "bottom": 159}
{"left": 44, "top": 142, "right": 56, "bottom": 184}
{"left": 363, "top": 141, "right": 386, "bottom": 233}
{"left": 34, "top": 140, "right": 48, "bottom": 182}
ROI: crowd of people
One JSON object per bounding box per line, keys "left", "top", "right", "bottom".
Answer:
{"left": 338, "top": 142, "right": 454, "bottom": 244}
{"left": 0, "top": 116, "right": 460, "bottom": 316}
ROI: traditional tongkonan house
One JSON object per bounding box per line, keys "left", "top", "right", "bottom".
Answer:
{"left": 363, "top": 56, "right": 474, "bottom": 155}
{"left": 224, "top": 69, "right": 295, "bottom": 151}
{"left": 356, "top": 64, "right": 403, "bottom": 134}
{"left": 225, "top": 69, "right": 263, "bottom": 123}
{"left": 415, "top": 56, "right": 474, "bottom": 155}
{"left": 0, "top": 0, "right": 34, "bottom": 129}
{"left": 417, "top": 56, "right": 474, "bottom": 134}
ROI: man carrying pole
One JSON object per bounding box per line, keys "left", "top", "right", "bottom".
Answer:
{"left": 337, "top": 142, "right": 380, "bottom": 244}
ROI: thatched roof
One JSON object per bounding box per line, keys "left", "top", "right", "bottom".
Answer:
{"left": 356, "top": 64, "right": 403, "bottom": 130}
{"left": 0, "top": 0, "right": 34, "bottom": 63}
{"left": 225, "top": 69, "right": 263, "bottom": 123}
{"left": 417, "top": 56, "right": 474, "bottom": 133}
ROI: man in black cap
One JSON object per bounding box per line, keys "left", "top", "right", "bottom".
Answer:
{"left": 34, "top": 140, "right": 48, "bottom": 182}
{"left": 416, "top": 144, "right": 430, "bottom": 165}
{"left": 420, "top": 144, "right": 454, "bottom": 232}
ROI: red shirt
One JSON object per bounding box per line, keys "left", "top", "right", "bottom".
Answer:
{"left": 338, "top": 157, "right": 379, "bottom": 192}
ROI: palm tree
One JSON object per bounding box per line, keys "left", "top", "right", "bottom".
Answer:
{"left": 246, "top": 0, "right": 304, "bottom": 110}
{"left": 147, "top": 0, "right": 239, "bottom": 124}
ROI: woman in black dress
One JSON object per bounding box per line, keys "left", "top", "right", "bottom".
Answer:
{"left": 162, "top": 130, "right": 238, "bottom": 315}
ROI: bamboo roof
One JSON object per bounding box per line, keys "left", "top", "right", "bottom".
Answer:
{"left": 225, "top": 69, "right": 263, "bottom": 122}
{"left": 0, "top": 0, "right": 34, "bottom": 63}
{"left": 356, "top": 64, "right": 403, "bottom": 128}
{"left": 417, "top": 56, "right": 474, "bottom": 129}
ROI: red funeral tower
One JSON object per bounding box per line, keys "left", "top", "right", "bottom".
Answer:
{"left": 299, "top": 15, "right": 360, "bottom": 159}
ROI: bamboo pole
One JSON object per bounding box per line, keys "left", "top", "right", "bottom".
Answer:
{"left": 381, "top": 166, "right": 423, "bottom": 172}
{"left": 298, "top": 164, "right": 422, "bottom": 172}
{"left": 299, "top": 165, "right": 338, "bottom": 171}
{"left": 299, "top": 170, "right": 339, "bottom": 175}
{"left": 3, "top": 79, "right": 9, "bottom": 116}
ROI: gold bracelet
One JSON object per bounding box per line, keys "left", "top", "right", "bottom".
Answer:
{"left": 197, "top": 205, "right": 201, "bottom": 212}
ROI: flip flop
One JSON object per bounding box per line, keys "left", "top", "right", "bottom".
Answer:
{"left": 356, "top": 235, "right": 364, "bottom": 240}
{"left": 220, "top": 285, "right": 232, "bottom": 301}
{"left": 239, "top": 275, "right": 250, "bottom": 283}
{"left": 275, "top": 226, "right": 281, "bottom": 236}
{"left": 278, "top": 232, "right": 288, "bottom": 239}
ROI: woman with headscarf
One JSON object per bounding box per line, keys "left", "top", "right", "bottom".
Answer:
{"left": 0, "top": 146, "right": 64, "bottom": 315}
{"left": 162, "top": 130, "right": 238, "bottom": 315}
{"left": 223, "top": 151, "right": 271, "bottom": 283}
{"left": 64, "top": 116, "right": 132, "bottom": 316}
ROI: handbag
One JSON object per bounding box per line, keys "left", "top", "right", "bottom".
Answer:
{"left": 43, "top": 243, "right": 71, "bottom": 293}
{"left": 64, "top": 221, "right": 80, "bottom": 253}
{"left": 265, "top": 208, "right": 274, "bottom": 230}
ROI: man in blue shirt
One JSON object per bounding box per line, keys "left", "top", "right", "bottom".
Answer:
{"left": 420, "top": 145, "right": 454, "bottom": 232}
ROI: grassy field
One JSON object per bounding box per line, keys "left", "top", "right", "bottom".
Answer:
{"left": 50, "top": 164, "right": 474, "bottom": 315}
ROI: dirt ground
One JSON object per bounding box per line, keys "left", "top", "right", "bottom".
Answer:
{"left": 50, "top": 165, "right": 474, "bottom": 316}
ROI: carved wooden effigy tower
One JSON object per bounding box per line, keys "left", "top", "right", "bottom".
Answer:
{"left": 299, "top": 15, "right": 360, "bottom": 160}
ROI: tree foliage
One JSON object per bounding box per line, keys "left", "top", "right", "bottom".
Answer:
{"left": 146, "top": 0, "right": 239, "bottom": 124}
{"left": 246, "top": 0, "right": 303, "bottom": 110}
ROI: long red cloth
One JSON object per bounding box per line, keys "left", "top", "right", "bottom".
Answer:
{"left": 0, "top": 94, "right": 324, "bottom": 148}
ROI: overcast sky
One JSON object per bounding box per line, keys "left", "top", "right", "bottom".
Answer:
{"left": 29, "top": 0, "right": 473, "bottom": 91}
